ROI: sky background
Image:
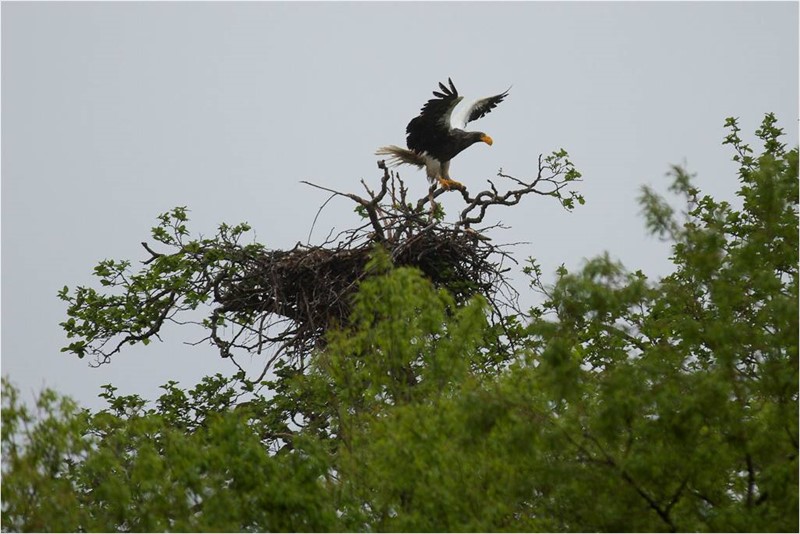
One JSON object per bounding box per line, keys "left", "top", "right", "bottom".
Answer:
{"left": 3, "top": 1, "right": 798, "bottom": 411}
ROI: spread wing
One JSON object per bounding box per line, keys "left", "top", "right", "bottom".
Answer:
{"left": 406, "top": 78, "right": 464, "bottom": 152}
{"left": 450, "top": 86, "right": 511, "bottom": 130}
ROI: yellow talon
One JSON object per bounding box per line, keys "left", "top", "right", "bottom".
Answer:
{"left": 438, "top": 178, "right": 464, "bottom": 191}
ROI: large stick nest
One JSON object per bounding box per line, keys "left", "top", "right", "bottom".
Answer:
{"left": 214, "top": 219, "right": 501, "bottom": 342}
{"left": 206, "top": 173, "right": 511, "bottom": 371}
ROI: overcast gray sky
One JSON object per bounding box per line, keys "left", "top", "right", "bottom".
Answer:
{"left": 3, "top": 1, "right": 798, "bottom": 410}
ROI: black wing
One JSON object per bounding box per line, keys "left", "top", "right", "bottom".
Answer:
{"left": 406, "top": 78, "right": 464, "bottom": 153}
{"left": 422, "top": 77, "right": 463, "bottom": 125}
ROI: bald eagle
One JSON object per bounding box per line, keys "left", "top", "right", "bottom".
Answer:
{"left": 376, "top": 78, "right": 510, "bottom": 190}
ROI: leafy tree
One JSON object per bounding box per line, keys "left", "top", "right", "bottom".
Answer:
{"left": 2, "top": 375, "right": 338, "bottom": 532}
{"left": 2, "top": 114, "right": 796, "bottom": 532}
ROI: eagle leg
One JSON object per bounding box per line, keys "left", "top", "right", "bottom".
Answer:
{"left": 437, "top": 177, "right": 465, "bottom": 191}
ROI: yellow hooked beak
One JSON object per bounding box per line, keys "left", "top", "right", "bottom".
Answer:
{"left": 481, "top": 134, "right": 494, "bottom": 146}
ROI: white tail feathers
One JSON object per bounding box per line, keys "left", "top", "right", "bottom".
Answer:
{"left": 375, "top": 145, "right": 426, "bottom": 169}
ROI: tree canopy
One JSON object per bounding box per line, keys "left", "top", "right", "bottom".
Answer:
{"left": 2, "top": 114, "right": 797, "bottom": 532}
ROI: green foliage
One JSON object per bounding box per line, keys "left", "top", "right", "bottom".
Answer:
{"left": 544, "top": 148, "right": 585, "bottom": 211}
{"left": 4, "top": 114, "right": 797, "bottom": 532}
{"left": 315, "top": 248, "right": 493, "bottom": 424}
{"left": 58, "top": 206, "right": 262, "bottom": 362}
{"left": 329, "top": 114, "right": 797, "bottom": 532}
{"left": 2, "top": 375, "right": 337, "bottom": 532}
